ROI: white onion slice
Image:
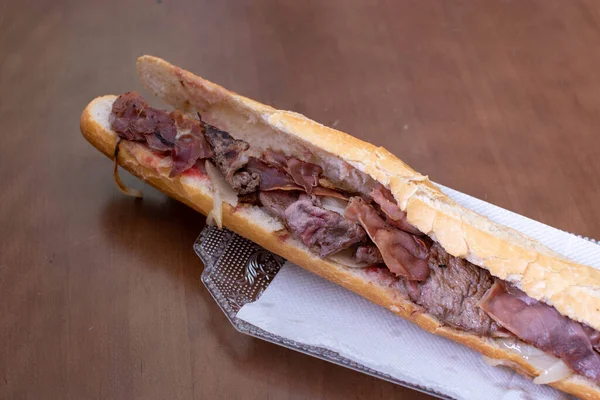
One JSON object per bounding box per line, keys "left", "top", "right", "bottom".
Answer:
{"left": 209, "top": 189, "right": 223, "bottom": 228}
{"left": 205, "top": 161, "right": 238, "bottom": 229}
{"left": 205, "top": 161, "right": 238, "bottom": 207}
{"left": 206, "top": 213, "right": 216, "bottom": 227}
{"left": 320, "top": 196, "right": 348, "bottom": 215}
{"left": 499, "top": 339, "right": 557, "bottom": 369}
{"left": 496, "top": 339, "right": 573, "bottom": 384}
{"left": 482, "top": 356, "right": 534, "bottom": 379}
{"left": 533, "top": 360, "right": 573, "bottom": 384}
{"left": 328, "top": 248, "right": 370, "bottom": 269}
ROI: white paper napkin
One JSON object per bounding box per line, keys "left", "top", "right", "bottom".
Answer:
{"left": 237, "top": 185, "right": 600, "bottom": 399}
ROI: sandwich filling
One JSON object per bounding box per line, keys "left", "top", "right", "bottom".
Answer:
{"left": 110, "top": 92, "right": 600, "bottom": 384}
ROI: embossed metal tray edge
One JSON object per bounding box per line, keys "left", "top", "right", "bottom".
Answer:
{"left": 194, "top": 225, "right": 452, "bottom": 400}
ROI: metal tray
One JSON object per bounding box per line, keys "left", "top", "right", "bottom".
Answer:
{"left": 194, "top": 225, "right": 451, "bottom": 400}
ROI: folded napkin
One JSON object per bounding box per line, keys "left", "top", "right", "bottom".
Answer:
{"left": 237, "top": 185, "right": 599, "bottom": 399}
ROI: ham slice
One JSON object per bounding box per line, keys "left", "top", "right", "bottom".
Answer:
{"left": 312, "top": 187, "right": 349, "bottom": 200}
{"left": 261, "top": 150, "right": 348, "bottom": 199}
{"left": 345, "top": 197, "right": 430, "bottom": 281}
{"left": 168, "top": 124, "right": 212, "bottom": 176}
{"left": 287, "top": 157, "right": 322, "bottom": 194}
{"left": 262, "top": 149, "right": 289, "bottom": 170}
{"left": 170, "top": 134, "right": 205, "bottom": 177}
{"left": 245, "top": 158, "right": 302, "bottom": 191}
{"left": 480, "top": 281, "right": 600, "bottom": 382}
{"left": 370, "top": 185, "right": 421, "bottom": 235}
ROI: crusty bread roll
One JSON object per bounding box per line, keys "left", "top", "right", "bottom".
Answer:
{"left": 80, "top": 55, "right": 600, "bottom": 399}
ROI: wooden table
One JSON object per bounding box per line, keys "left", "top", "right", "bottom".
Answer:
{"left": 3, "top": 1, "right": 600, "bottom": 399}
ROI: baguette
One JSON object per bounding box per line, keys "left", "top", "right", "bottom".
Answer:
{"left": 80, "top": 55, "right": 600, "bottom": 399}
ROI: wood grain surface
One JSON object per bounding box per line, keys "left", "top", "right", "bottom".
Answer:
{"left": 2, "top": 1, "right": 600, "bottom": 399}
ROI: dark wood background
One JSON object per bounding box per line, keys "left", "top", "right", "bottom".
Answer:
{"left": 2, "top": 1, "right": 600, "bottom": 399}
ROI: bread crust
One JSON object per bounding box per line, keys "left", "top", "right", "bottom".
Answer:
{"left": 82, "top": 94, "right": 599, "bottom": 399}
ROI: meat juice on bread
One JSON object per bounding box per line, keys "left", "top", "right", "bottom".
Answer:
{"left": 80, "top": 55, "right": 600, "bottom": 399}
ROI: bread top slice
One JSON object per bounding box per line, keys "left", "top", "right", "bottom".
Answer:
{"left": 136, "top": 55, "right": 600, "bottom": 331}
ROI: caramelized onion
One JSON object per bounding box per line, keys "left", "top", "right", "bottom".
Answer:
{"left": 113, "top": 141, "right": 142, "bottom": 198}
{"left": 205, "top": 161, "right": 238, "bottom": 229}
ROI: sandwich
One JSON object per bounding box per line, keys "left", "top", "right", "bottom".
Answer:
{"left": 80, "top": 55, "right": 600, "bottom": 399}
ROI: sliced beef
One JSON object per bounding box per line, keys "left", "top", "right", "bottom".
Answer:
{"left": 202, "top": 122, "right": 260, "bottom": 195}
{"left": 146, "top": 109, "right": 178, "bottom": 148}
{"left": 259, "top": 191, "right": 365, "bottom": 257}
{"left": 111, "top": 93, "right": 179, "bottom": 150}
{"left": 231, "top": 171, "right": 261, "bottom": 195}
{"left": 408, "top": 242, "right": 505, "bottom": 336}
{"left": 480, "top": 281, "right": 600, "bottom": 382}
{"left": 111, "top": 92, "right": 150, "bottom": 142}
{"left": 203, "top": 124, "right": 251, "bottom": 178}
{"left": 200, "top": 123, "right": 261, "bottom": 194}
{"left": 258, "top": 191, "right": 300, "bottom": 219}
{"left": 370, "top": 185, "right": 422, "bottom": 235}
{"left": 345, "top": 197, "right": 430, "bottom": 281}
{"left": 111, "top": 92, "right": 212, "bottom": 177}
{"left": 355, "top": 245, "right": 384, "bottom": 264}
{"left": 284, "top": 195, "right": 366, "bottom": 258}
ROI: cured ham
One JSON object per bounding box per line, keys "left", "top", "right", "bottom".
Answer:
{"left": 345, "top": 197, "right": 430, "bottom": 281}
{"left": 480, "top": 281, "right": 600, "bottom": 382}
